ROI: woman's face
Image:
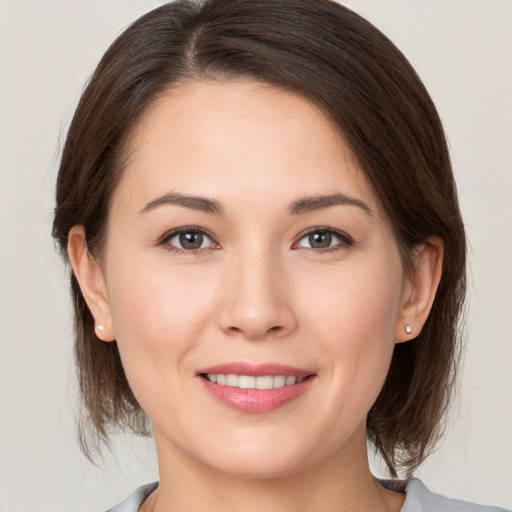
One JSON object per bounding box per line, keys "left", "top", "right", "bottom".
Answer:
{"left": 97, "top": 80, "right": 412, "bottom": 477}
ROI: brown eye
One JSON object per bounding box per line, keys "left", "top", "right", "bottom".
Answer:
{"left": 295, "top": 229, "right": 352, "bottom": 251}
{"left": 179, "top": 232, "right": 204, "bottom": 249}
{"left": 164, "top": 229, "right": 217, "bottom": 251}
{"left": 308, "top": 231, "right": 332, "bottom": 249}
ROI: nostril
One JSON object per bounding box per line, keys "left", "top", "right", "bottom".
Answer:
{"left": 217, "top": 296, "right": 298, "bottom": 340}
{"left": 225, "top": 324, "right": 284, "bottom": 337}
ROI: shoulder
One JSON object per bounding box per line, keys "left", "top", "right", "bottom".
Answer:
{"left": 382, "top": 478, "right": 510, "bottom": 512}
{"left": 104, "top": 479, "right": 510, "bottom": 512}
{"left": 104, "top": 482, "right": 158, "bottom": 512}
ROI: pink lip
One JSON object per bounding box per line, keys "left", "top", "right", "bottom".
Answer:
{"left": 197, "top": 362, "right": 316, "bottom": 413}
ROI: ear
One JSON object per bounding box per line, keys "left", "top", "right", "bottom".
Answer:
{"left": 395, "top": 236, "right": 444, "bottom": 343}
{"left": 67, "top": 225, "right": 115, "bottom": 342}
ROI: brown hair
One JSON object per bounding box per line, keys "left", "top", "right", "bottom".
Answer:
{"left": 53, "top": 0, "right": 466, "bottom": 476}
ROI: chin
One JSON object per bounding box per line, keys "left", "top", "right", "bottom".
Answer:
{"left": 194, "top": 432, "right": 328, "bottom": 481}
{"left": 208, "top": 453, "right": 311, "bottom": 480}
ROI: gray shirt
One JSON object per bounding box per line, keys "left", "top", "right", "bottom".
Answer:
{"left": 106, "top": 478, "right": 509, "bottom": 511}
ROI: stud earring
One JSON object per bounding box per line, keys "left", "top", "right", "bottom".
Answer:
{"left": 97, "top": 325, "right": 105, "bottom": 332}
{"left": 405, "top": 325, "right": 412, "bottom": 334}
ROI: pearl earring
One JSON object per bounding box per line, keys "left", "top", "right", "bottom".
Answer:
{"left": 405, "top": 325, "right": 412, "bottom": 334}
{"left": 97, "top": 325, "right": 105, "bottom": 332}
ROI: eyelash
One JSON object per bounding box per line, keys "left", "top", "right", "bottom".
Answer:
{"left": 159, "top": 226, "right": 220, "bottom": 254}
{"left": 158, "top": 227, "right": 354, "bottom": 254}
{"left": 292, "top": 227, "right": 354, "bottom": 253}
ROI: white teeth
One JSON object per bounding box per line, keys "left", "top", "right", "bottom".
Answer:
{"left": 205, "top": 373, "right": 306, "bottom": 389}
{"left": 285, "top": 376, "right": 296, "bottom": 386}
{"left": 226, "top": 374, "right": 239, "bottom": 387}
{"left": 256, "top": 375, "right": 274, "bottom": 390}
{"left": 238, "top": 375, "right": 256, "bottom": 389}
{"left": 273, "top": 375, "right": 286, "bottom": 388}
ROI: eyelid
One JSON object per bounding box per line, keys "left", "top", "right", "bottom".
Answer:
{"left": 159, "top": 226, "right": 221, "bottom": 252}
{"left": 157, "top": 226, "right": 352, "bottom": 253}
{"left": 292, "top": 227, "right": 354, "bottom": 250}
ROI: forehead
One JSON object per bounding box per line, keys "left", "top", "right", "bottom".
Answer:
{"left": 114, "top": 79, "right": 379, "bottom": 216}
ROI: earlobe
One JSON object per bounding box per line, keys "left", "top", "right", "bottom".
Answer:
{"left": 395, "top": 236, "right": 444, "bottom": 343}
{"left": 67, "top": 226, "right": 115, "bottom": 342}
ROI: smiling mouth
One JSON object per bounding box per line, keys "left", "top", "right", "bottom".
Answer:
{"left": 201, "top": 373, "right": 310, "bottom": 390}
{"left": 197, "top": 363, "right": 316, "bottom": 412}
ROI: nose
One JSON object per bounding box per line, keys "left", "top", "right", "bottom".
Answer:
{"left": 217, "top": 252, "right": 298, "bottom": 341}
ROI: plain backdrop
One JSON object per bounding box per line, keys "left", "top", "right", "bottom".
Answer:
{"left": 0, "top": 1, "right": 511, "bottom": 510}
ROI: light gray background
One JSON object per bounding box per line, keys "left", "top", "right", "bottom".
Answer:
{"left": 0, "top": 1, "right": 510, "bottom": 510}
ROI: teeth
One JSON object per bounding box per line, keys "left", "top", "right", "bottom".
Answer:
{"left": 205, "top": 374, "right": 306, "bottom": 389}
{"left": 273, "top": 375, "right": 286, "bottom": 388}
{"left": 257, "top": 375, "right": 275, "bottom": 390}
{"left": 226, "top": 374, "right": 239, "bottom": 387}
{"left": 285, "top": 376, "right": 296, "bottom": 386}
{"left": 239, "top": 375, "right": 256, "bottom": 389}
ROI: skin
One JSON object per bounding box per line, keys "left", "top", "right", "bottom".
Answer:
{"left": 68, "top": 80, "right": 443, "bottom": 512}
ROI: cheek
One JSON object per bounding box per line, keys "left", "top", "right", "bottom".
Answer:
{"left": 104, "top": 250, "right": 219, "bottom": 376}
{"left": 300, "top": 254, "right": 404, "bottom": 406}
{"left": 303, "top": 256, "right": 403, "bottom": 344}
{"left": 103, "top": 255, "right": 224, "bottom": 424}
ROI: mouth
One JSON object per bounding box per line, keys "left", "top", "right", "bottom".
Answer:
{"left": 200, "top": 373, "right": 308, "bottom": 389}
{"left": 197, "top": 363, "right": 316, "bottom": 413}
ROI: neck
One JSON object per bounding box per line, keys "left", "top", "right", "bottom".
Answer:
{"left": 146, "top": 426, "right": 405, "bottom": 512}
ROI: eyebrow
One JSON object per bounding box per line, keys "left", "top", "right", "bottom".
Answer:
{"left": 138, "top": 192, "right": 222, "bottom": 215}
{"left": 288, "top": 193, "right": 373, "bottom": 215}
{"left": 138, "top": 191, "right": 372, "bottom": 217}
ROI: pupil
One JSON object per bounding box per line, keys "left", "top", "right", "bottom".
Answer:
{"left": 180, "top": 232, "right": 203, "bottom": 249}
{"left": 310, "top": 231, "right": 331, "bottom": 248}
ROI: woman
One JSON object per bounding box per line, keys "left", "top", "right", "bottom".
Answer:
{"left": 52, "top": 0, "right": 508, "bottom": 511}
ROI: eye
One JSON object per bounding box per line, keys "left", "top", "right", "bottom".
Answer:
{"left": 161, "top": 228, "right": 219, "bottom": 252}
{"left": 294, "top": 228, "right": 353, "bottom": 251}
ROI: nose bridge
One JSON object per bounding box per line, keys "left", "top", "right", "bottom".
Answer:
{"left": 218, "top": 243, "right": 296, "bottom": 340}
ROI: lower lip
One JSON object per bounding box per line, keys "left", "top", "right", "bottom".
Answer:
{"left": 200, "top": 376, "right": 315, "bottom": 413}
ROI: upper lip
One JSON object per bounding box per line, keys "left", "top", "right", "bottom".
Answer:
{"left": 197, "top": 362, "right": 313, "bottom": 377}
